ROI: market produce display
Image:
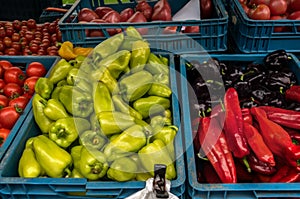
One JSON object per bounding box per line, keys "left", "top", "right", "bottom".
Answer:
{"left": 18, "top": 27, "right": 178, "bottom": 182}
{"left": 0, "top": 60, "right": 47, "bottom": 146}
{"left": 185, "top": 50, "right": 300, "bottom": 183}
{"left": 0, "top": 19, "right": 62, "bottom": 55}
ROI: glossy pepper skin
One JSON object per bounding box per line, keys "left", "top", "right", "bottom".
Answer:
{"left": 43, "top": 98, "right": 69, "bottom": 121}
{"left": 133, "top": 96, "right": 170, "bottom": 119}
{"left": 112, "top": 95, "right": 143, "bottom": 120}
{"left": 34, "top": 77, "right": 54, "bottom": 100}
{"left": 77, "top": 147, "right": 109, "bottom": 181}
{"left": 269, "top": 165, "right": 300, "bottom": 183}
{"left": 147, "top": 83, "right": 172, "bottom": 98}
{"left": 286, "top": 85, "right": 300, "bottom": 104}
{"left": 48, "top": 117, "right": 90, "bottom": 148}
{"left": 138, "top": 139, "right": 176, "bottom": 180}
{"left": 263, "top": 49, "right": 290, "bottom": 71}
{"left": 126, "top": 26, "right": 143, "bottom": 40}
{"left": 18, "top": 138, "right": 44, "bottom": 178}
{"left": 59, "top": 85, "right": 93, "bottom": 118}
{"left": 107, "top": 157, "right": 137, "bottom": 182}
{"left": 246, "top": 153, "right": 277, "bottom": 175}
{"left": 223, "top": 87, "right": 250, "bottom": 158}
{"left": 79, "top": 130, "right": 107, "bottom": 150}
{"left": 92, "top": 67, "right": 119, "bottom": 94}
{"left": 93, "top": 81, "right": 115, "bottom": 114}
{"left": 33, "top": 135, "right": 72, "bottom": 178}
{"left": 198, "top": 116, "right": 237, "bottom": 183}
{"left": 259, "top": 106, "right": 300, "bottom": 130}
{"left": 98, "top": 50, "right": 131, "bottom": 79}
{"left": 51, "top": 86, "right": 62, "bottom": 101}
{"left": 92, "top": 33, "right": 124, "bottom": 62}
{"left": 32, "top": 94, "right": 53, "bottom": 134}
{"left": 58, "top": 41, "right": 77, "bottom": 61}
{"left": 48, "top": 59, "right": 73, "bottom": 84}
{"left": 97, "top": 111, "right": 136, "bottom": 136}
{"left": 70, "top": 145, "right": 82, "bottom": 170}
{"left": 119, "top": 70, "right": 153, "bottom": 102}
{"left": 145, "top": 53, "right": 169, "bottom": 75}
{"left": 251, "top": 107, "right": 300, "bottom": 170}
{"left": 244, "top": 122, "right": 275, "bottom": 165}
{"left": 104, "top": 124, "right": 147, "bottom": 162}
{"left": 130, "top": 40, "right": 150, "bottom": 71}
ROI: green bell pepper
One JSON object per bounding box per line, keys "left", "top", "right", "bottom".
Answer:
{"left": 92, "top": 67, "right": 119, "bottom": 94}
{"left": 34, "top": 77, "right": 54, "bottom": 99}
{"left": 18, "top": 137, "right": 44, "bottom": 178}
{"left": 159, "top": 55, "right": 169, "bottom": 66}
{"left": 70, "top": 168, "right": 84, "bottom": 178}
{"left": 133, "top": 96, "right": 170, "bottom": 119}
{"left": 103, "top": 124, "right": 147, "bottom": 162}
{"left": 153, "top": 73, "right": 169, "bottom": 86}
{"left": 119, "top": 36, "right": 141, "bottom": 51}
{"left": 59, "top": 85, "right": 93, "bottom": 118}
{"left": 97, "top": 111, "right": 136, "bottom": 136}
{"left": 32, "top": 94, "right": 53, "bottom": 134}
{"left": 138, "top": 139, "right": 176, "bottom": 180}
{"left": 147, "top": 83, "right": 172, "bottom": 98}
{"left": 57, "top": 79, "right": 68, "bottom": 87}
{"left": 48, "top": 59, "right": 73, "bottom": 84}
{"left": 151, "top": 125, "right": 178, "bottom": 160}
{"left": 33, "top": 135, "right": 72, "bottom": 178}
{"left": 66, "top": 68, "right": 92, "bottom": 92}
{"left": 79, "top": 130, "right": 107, "bottom": 150}
{"left": 71, "top": 145, "right": 82, "bottom": 172}
{"left": 69, "top": 55, "right": 86, "bottom": 68}
{"left": 93, "top": 33, "right": 124, "bottom": 62}
{"left": 126, "top": 26, "right": 143, "bottom": 40}
{"left": 130, "top": 40, "right": 150, "bottom": 71}
{"left": 48, "top": 117, "right": 90, "bottom": 148}
{"left": 145, "top": 53, "right": 169, "bottom": 75}
{"left": 43, "top": 98, "right": 69, "bottom": 121}
{"left": 93, "top": 81, "right": 115, "bottom": 114}
{"left": 112, "top": 95, "right": 143, "bottom": 120}
{"left": 98, "top": 50, "right": 131, "bottom": 79}
{"left": 107, "top": 157, "right": 137, "bottom": 182}
{"left": 89, "top": 112, "right": 101, "bottom": 132}
{"left": 119, "top": 70, "right": 153, "bottom": 102}
{"left": 51, "top": 86, "right": 63, "bottom": 101}
{"left": 78, "top": 147, "right": 109, "bottom": 180}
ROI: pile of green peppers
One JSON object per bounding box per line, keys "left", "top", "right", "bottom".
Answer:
{"left": 18, "top": 26, "right": 178, "bottom": 182}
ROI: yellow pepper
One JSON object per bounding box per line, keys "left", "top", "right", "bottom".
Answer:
{"left": 74, "top": 47, "right": 93, "bottom": 57}
{"left": 58, "top": 41, "right": 77, "bottom": 61}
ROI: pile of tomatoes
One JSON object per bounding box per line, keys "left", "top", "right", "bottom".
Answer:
{"left": 239, "top": 0, "right": 300, "bottom": 31}
{"left": 0, "top": 60, "right": 47, "bottom": 146}
{"left": 0, "top": 18, "right": 62, "bottom": 56}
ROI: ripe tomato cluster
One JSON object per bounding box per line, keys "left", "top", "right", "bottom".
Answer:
{"left": 239, "top": 0, "right": 300, "bottom": 32}
{"left": 0, "top": 18, "right": 62, "bottom": 56}
{"left": 0, "top": 60, "right": 47, "bottom": 134}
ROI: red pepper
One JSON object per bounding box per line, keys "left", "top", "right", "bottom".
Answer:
{"left": 284, "top": 127, "right": 300, "bottom": 145}
{"left": 223, "top": 88, "right": 250, "bottom": 158}
{"left": 241, "top": 108, "right": 253, "bottom": 124}
{"left": 269, "top": 165, "right": 300, "bottom": 183}
{"left": 259, "top": 106, "right": 300, "bottom": 130}
{"left": 244, "top": 122, "right": 275, "bottom": 166}
{"left": 247, "top": 153, "right": 277, "bottom": 175}
{"left": 286, "top": 85, "right": 300, "bottom": 103}
{"left": 251, "top": 107, "right": 300, "bottom": 170}
{"left": 198, "top": 116, "right": 237, "bottom": 183}
{"left": 202, "top": 161, "right": 222, "bottom": 183}
{"left": 0, "top": 128, "right": 10, "bottom": 147}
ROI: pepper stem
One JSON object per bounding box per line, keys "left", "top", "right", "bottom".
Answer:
{"left": 242, "top": 157, "right": 251, "bottom": 173}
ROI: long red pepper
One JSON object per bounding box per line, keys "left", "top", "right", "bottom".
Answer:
{"left": 259, "top": 106, "right": 300, "bottom": 130}
{"left": 244, "top": 122, "right": 275, "bottom": 166}
{"left": 269, "top": 165, "right": 300, "bottom": 183}
{"left": 286, "top": 85, "right": 300, "bottom": 104}
{"left": 251, "top": 107, "right": 300, "bottom": 170}
{"left": 223, "top": 88, "right": 249, "bottom": 158}
{"left": 198, "top": 116, "right": 237, "bottom": 183}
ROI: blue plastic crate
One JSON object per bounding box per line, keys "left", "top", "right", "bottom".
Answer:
{"left": 0, "top": 56, "right": 60, "bottom": 163}
{"left": 58, "top": 0, "right": 228, "bottom": 53}
{"left": 228, "top": 0, "right": 300, "bottom": 53}
{"left": 0, "top": 54, "right": 186, "bottom": 199}
{"left": 180, "top": 53, "right": 300, "bottom": 199}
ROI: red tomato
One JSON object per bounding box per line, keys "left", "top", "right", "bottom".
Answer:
{"left": 23, "top": 76, "right": 39, "bottom": 95}
{"left": 0, "top": 79, "right": 6, "bottom": 94}
{"left": 9, "top": 95, "right": 29, "bottom": 111}
{"left": 3, "top": 83, "right": 23, "bottom": 99}
{"left": 163, "top": 26, "right": 177, "bottom": 34}
{"left": 249, "top": 0, "right": 270, "bottom": 6}
{"left": 0, "top": 95, "right": 9, "bottom": 109}
{"left": 26, "top": 62, "right": 47, "bottom": 77}
{"left": 288, "top": 10, "right": 300, "bottom": 19}
{"left": 183, "top": 26, "right": 200, "bottom": 33}
{"left": 289, "top": 0, "right": 300, "bottom": 12}
{"left": 241, "top": 4, "right": 250, "bottom": 15}
{"left": 249, "top": 4, "right": 271, "bottom": 20}
{"left": 27, "top": 19, "right": 37, "bottom": 30}
{"left": 0, "top": 60, "right": 13, "bottom": 71}
{"left": 4, "top": 67, "right": 26, "bottom": 86}
{"left": 0, "top": 128, "right": 10, "bottom": 147}
{"left": 0, "top": 106, "right": 21, "bottom": 129}
{"left": 269, "top": 0, "right": 288, "bottom": 16}
{"left": 201, "top": 0, "right": 213, "bottom": 19}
